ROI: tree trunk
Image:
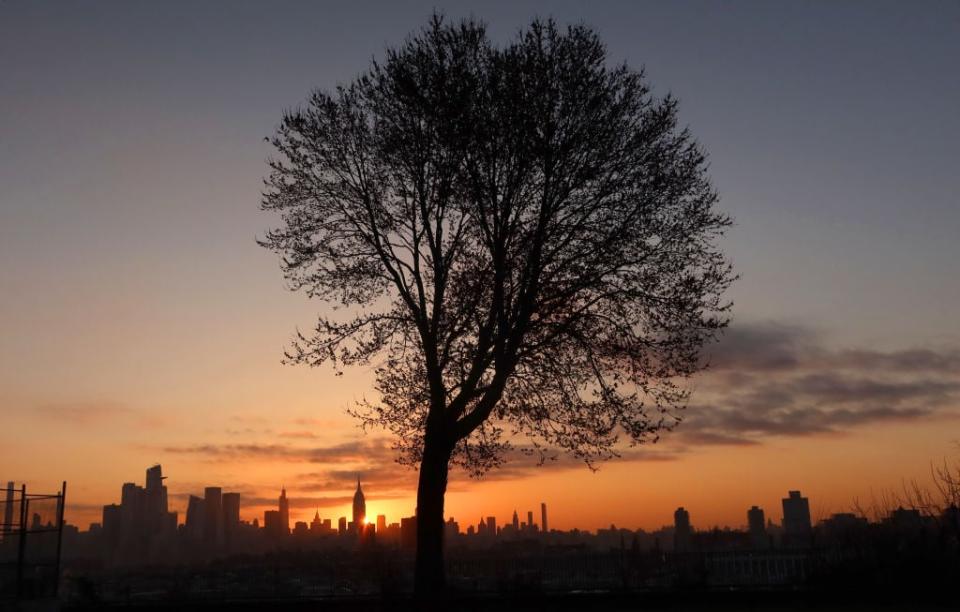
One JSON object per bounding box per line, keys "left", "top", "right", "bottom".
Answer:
{"left": 414, "top": 434, "right": 452, "bottom": 598}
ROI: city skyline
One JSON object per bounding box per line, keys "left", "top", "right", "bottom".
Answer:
{"left": 2, "top": 1, "right": 960, "bottom": 544}
{"left": 24, "top": 463, "right": 930, "bottom": 539}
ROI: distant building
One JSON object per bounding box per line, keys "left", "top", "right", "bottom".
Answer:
{"left": 204, "top": 487, "right": 223, "bottom": 546}
{"left": 445, "top": 516, "right": 459, "bottom": 540}
{"left": 352, "top": 479, "right": 366, "bottom": 531}
{"left": 222, "top": 492, "right": 240, "bottom": 547}
{"left": 674, "top": 507, "right": 692, "bottom": 552}
{"left": 401, "top": 515, "right": 417, "bottom": 551}
{"left": 782, "top": 491, "right": 812, "bottom": 546}
{"left": 264, "top": 510, "right": 282, "bottom": 539}
{"left": 748, "top": 506, "right": 768, "bottom": 548}
{"left": 820, "top": 512, "right": 868, "bottom": 544}
{"left": 512, "top": 510, "right": 519, "bottom": 531}
{"left": 338, "top": 516, "right": 347, "bottom": 535}
{"left": 278, "top": 488, "right": 290, "bottom": 536}
{"left": 144, "top": 465, "right": 169, "bottom": 533}
{"left": 102, "top": 503, "right": 122, "bottom": 547}
{"left": 120, "top": 482, "right": 145, "bottom": 542}
{"left": 184, "top": 495, "right": 204, "bottom": 540}
{"left": 886, "top": 506, "right": 924, "bottom": 531}
{"left": 541, "top": 502, "right": 548, "bottom": 534}
{"left": 376, "top": 514, "right": 387, "bottom": 534}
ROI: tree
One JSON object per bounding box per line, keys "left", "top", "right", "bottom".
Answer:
{"left": 260, "top": 15, "right": 734, "bottom": 596}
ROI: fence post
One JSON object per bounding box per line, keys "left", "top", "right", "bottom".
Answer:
{"left": 54, "top": 481, "right": 67, "bottom": 596}
{"left": 16, "top": 484, "right": 27, "bottom": 600}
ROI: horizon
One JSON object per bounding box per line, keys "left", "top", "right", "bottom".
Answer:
{"left": 3, "top": 0, "right": 960, "bottom": 546}
{"left": 41, "top": 464, "right": 860, "bottom": 535}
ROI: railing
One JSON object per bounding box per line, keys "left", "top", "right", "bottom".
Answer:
{"left": 0, "top": 481, "right": 67, "bottom": 601}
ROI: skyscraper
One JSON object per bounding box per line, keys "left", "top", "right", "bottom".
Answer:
{"left": 512, "top": 510, "right": 519, "bottom": 531}
{"left": 748, "top": 505, "right": 767, "bottom": 548}
{"left": 144, "top": 464, "right": 168, "bottom": 534}
{"left": 541, "top": 502, "right": 548, "bottom": 534}
{"left": 102, "top": 503, "right": 122, "bottom": 548}
{"left": 222, "top": 492, "right": 240, "bottom": 547}
{"left": 527, "top": 510, "right": 535, "bottom": 532}
{"left": 352, "top": 478, "right": 366, "bottom": 531}
{"left": 782, "top": 490, "right": 812, "bottom": 546}
{"left": 204, "top": 487, "right": 223, "bottom": 546}
{"left": 185, "top": 495, "right": 205, "bottom": 540}
{"left": 264, "top": 510, "right": 282, "bottom": 539}
{"left": 278, "top": 487, "right": 290, "bottom": 536}
{"left": 674, "top": 507, "right": 692, "bottom": 552}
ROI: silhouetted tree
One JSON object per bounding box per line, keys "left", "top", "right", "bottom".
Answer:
{"left": 261, "top": 15, "right": 734, "bottom": 596}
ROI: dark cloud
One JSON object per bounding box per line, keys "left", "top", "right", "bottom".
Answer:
{"left": 702, "top": 322, "right": 813, "bottom": 372}
{"left": 680, "top": 321, "right": 960, "bottom": 446}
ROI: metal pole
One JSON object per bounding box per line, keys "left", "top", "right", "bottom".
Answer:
{"left": 54, "top": 481, "right": 67, "bottom": 597}
{"left": 16, "top": 484, "right": 27, "bottom": 600}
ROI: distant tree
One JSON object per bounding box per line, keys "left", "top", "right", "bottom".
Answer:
{"left": 261, "top": 15, "right": 734, "bottom": 596}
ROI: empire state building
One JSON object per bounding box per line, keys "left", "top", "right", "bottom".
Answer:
{"left": 352, "top": 477, "right": 366, "bottom": 531}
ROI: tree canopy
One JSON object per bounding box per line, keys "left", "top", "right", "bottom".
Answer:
{"left": 261, "top": 16, "right": 734, "bottom": 479}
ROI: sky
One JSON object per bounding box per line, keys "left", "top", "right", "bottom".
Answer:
{"left": 1, "top": 1, "right": 959, "bottom": 533}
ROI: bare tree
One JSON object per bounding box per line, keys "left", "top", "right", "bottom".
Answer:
{"left": 261, "top": 15, "right": 734, "bottom": 595}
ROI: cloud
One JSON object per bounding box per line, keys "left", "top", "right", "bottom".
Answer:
{"left": 33, "top": 401, "right": 167, "bottom": 429}
{"left": 278, "top": 430, "right": 321, "bottom": 439}
{"left": 155, "top": 321, "right": 960, "bottom": 490}
{"left": 160, "top": 438, "right": 397, "bottom": 465}
{"left": 679, "top": 321, "right": 960, "bottom": 446}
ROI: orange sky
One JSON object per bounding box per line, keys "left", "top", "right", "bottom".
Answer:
{"left": 3, "top": 336, "right": 958, "bottom": 532}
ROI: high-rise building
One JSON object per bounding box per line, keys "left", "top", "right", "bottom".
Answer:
{"left": 144, "top": 465, "right": 173, "bottom": 537}
{"left": 512, "top": 510, "right": 519, "bottom": 531}
{"left": 674, "top": 507, "right": 692, "bottom": 552}
{"left": 222, "top": 492, "right": 240, "bottom": 547}
{"left": 185, "top": 495, "right": 205, "bottom": 540}
{"left": 376, "top": 514, "right": 387, "bottom": 534}
{"left": 311, "top": 510, "right": 323, "bottom": 533}
{"left": 278, "top": 487, "right": 290, "bottom": 536}
{"left": 527, "top": 510, "right": 535, "bottom": 532}
{"left": 204, "top": 487, "right": 223, "bottom": 546}
{"left": 445, "top": 516, "right": 459, "bottom": 540}
{"left": 144, "top": 465, "right": 167, "bottom": 526}
{"left": 486, "top": 516, "right": 496, "bottom": 536}
{"left": 338, "top": 516, "right": 347, "bottom": 535}
{"left": 400, "top": 515, "right": 417, "bottom": 551}
{"left": 541, "top": 502, "right": 548, "bottom": 534}
{"left": 264, "top": 510, "right": 282, "bottom": 539}
{"left": 119, "top": 482, "right": 145, "bottom": 540}
{"left": 782, "top": 490, "right": 812, "bottom": 545}
{"left": 102, "top": 503, "right": 122, "bottom": 547}
{"left": 748, "top": 506, "right": 767, "bottom": 548}
{"left": 352, "top": 478, "right": 366, "bottom": 531}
